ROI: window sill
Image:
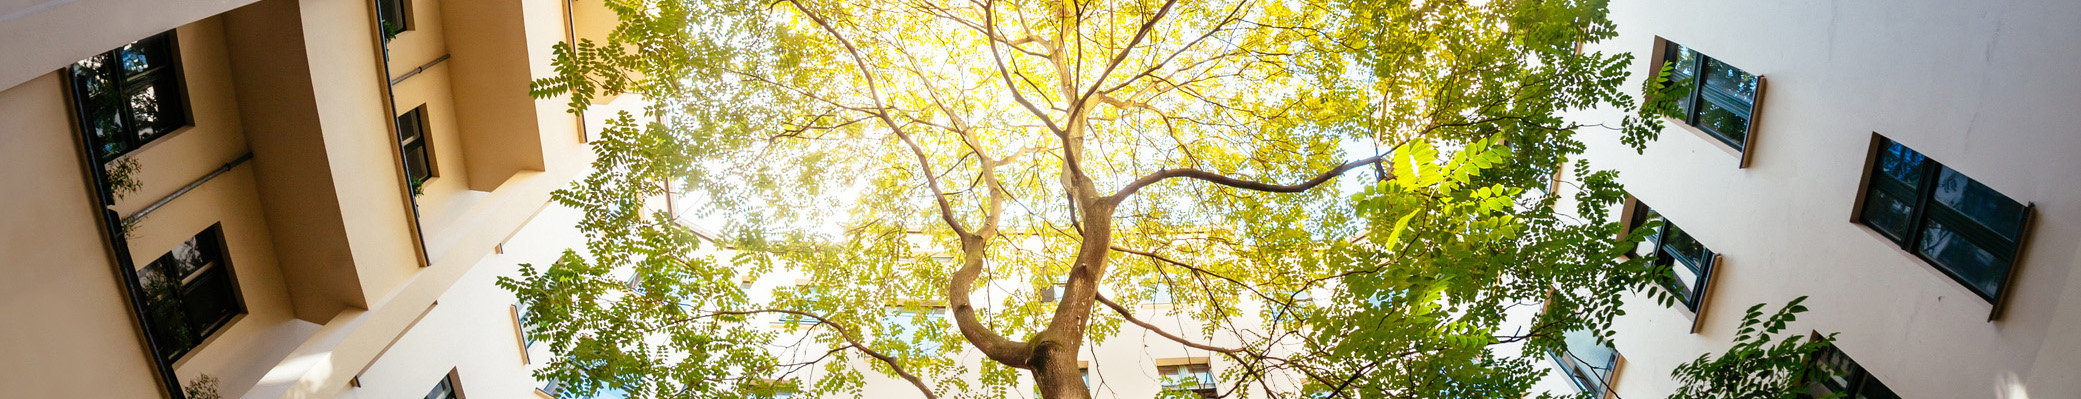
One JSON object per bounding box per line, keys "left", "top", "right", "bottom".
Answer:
{"left": 102, "top": 123, "right": 201, "bottom": 166}
{"left": 1660, "top": 116, "right": 1747, "bottom": 167}
{"left": 167, "top": 312, "right": 249, "bottom": 370}
{"left": 1615, "top": 253, "right": 1719, "bottom": 335}
{"left": 1847, "top": 221, "right": 2004, "bottom": 307}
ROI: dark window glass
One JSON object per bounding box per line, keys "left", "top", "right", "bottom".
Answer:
{"left": 1917, "top": 220, "right": 2007, "bottom": 296}
{"left": 1857, "top": 137, "right": 2025, "bottom": 301}
{"left": 1873, "top": 143, "right": 1928, "bottom": 187}
{"left": 137, "top": 225, "right": 241, "bottom": 362}
{"left": 425, "top": 374, "right": 458, "bottom": 399}
{"left": 1658, "top": 40, "right": 1757, "bottom": 150}
{"left": 397, "top": 107, "right": 434, "bottom": 187}
{"left": 71, "top": 31, "right": 188, "bottom": 161}
{"left": 377, "top": 0, "right": 410, "bottom": 37}
{"left": 1550, "top": 328, "right": 1618, "bottom": 396}
{"left": 1931, "top": 168, "right": 2026, "bottom": 239}
{"left": 1627, "top": 201, "right": 1716, "bottom": 311}
{"left": 1694, "top": 94, "right": 1751, "bottom": 145}
{"left": 1858, "top": 189, "right": 1918, "bottom": 240}
{"left": 1805, "top": 346, "right": 1900, "bottom": 399}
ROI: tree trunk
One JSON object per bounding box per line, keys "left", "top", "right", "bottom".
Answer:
{"left": 1031, "top": 342, "right": 1090, "bottom": 399}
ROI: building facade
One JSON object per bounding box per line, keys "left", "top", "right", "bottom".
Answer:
{"left": 0, "top": 0, "right": 642, "bottom": 397}
{"left": 1548, "top": 0, "right": 2081, "bottom": 398}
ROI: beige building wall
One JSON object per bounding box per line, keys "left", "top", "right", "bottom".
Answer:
{"left": 1562, "top": 0, "right": 2081, "bottom": 398}
{"left": 0, "top": 71, "right": 170, "bottom": 399}
{"left": 0, "top": 0, "right": 597, "bottom": 397}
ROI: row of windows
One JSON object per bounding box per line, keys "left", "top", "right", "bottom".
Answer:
{"left": 1585, "top": 38, "right": 2036, "bottom": 399}
{"left": 68, "top": 22, "right": 445, "bottom": 398}
{"left": 68, "top": 30, "right": 441, "bottom": 193}
{"left": 1650, "top": 40, "right": 2032, "bottom": 305}
{"left": 1550, "top": 334, "right": 1898, "bottom": 399}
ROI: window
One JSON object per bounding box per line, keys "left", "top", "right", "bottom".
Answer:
{"left": 1040, "top": 284, "right": 1065, "bottom": 303}
{"left": 1858, "top": 137, "right": 2027, "bottom": 301}
{"left": 1658, "top": 40, "right": 1759, "bottom": 150}
{"left": 70, "top": 31, "right": 189, "bottom": 162}
{"left": 376, "top": 0, "right": 411, "bottom": 38}
{"left": 422, "top": 369, "right": 459, "bottom": 399}
{"left": 137, "top": 224, "right": 241, "bottom": 362}
{"left": 777, "top": 284, "right": 825, "bottom": 327}
{"left": 515, "top": 302, "right": 537, "bottom": 348}
{"left": 885, "top": 307, "right": 948, "bottom": 352}
{"left": 425, "top": 373, "right": 459, "bottom": 399}
{"left": 1626, "top": 201, "right": 1717, "bottom": 312}
{"left": 397, "top": 106, "right": 435, "bottom": 190}
{"left": 539, "top": 376, "right": 633, "bottom": 398}
{"left": 1148, "top": 283, "right": 1176, "bottom": 304}
{"left": 1804, "top": 346, "right": 1899, "bottom": 399}
{"left": 1549, "top": 328, "right": 1619, "bottom": 397}
{"left": 1157, "top": 364, "right": 1216, "bottom": 398}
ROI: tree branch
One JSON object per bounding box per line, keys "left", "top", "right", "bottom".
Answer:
{"left": 712, "top": 309, "right": 940, "bottom": 399}
{"left": 1110, "top": 154, "right": 1386, "bottom": 201}
{"left": 1093, "top": 293, "right": 1242, "bottom": 353}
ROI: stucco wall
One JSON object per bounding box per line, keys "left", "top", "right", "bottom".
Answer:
{"left": 0, "top": 71, "right": 167, "bottom": 399}
{"left": 1574, "top": 0, "right": 2081, "bottom": 398}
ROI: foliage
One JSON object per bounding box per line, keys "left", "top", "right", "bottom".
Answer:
{"left": 183, "top": 374, "right": 222, "bottom": 399}
{"left": 106, "top": 157, "right": 143, "bottom": 201}
{"left": 408, "top": 176, "right": 427, "bottom": 196}
{"left": 507, "top": 0, "right": 1684, "bottom": 398}
{"left": 1666, "top": 297, "right": 1838, "bottom": 399}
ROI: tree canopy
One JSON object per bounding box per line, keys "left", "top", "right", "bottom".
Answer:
{"left": 500, "top": 0, "right": 1803, "bottom": 398}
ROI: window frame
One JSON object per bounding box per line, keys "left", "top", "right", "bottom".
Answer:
{"left": 1156, "top": 363, "right": 1217, "bottom": 398}
{"left": 1653, "top": 38, "right": 1768, "bottom": 167}
{"left": 1799, "top": 344, "right": 1899, "bottom": 399}
{"left": 68, "top": 30, "right": 193, "bottom": 162}
{"left": 135, "top": 223, "right": 244, "bottom": 363}
{"left": 1622, "top": 198, "right": 1719, "bottom": 325}
{"left": 1854, "top": 136, "right": 2033, "bottom": 309}
{"left": 884, "top": 306, "right": 949, "bottom": 352}
{"left": 426, "top": 369, "right": 464, "bottom": 399}
{"left": 376, "top": 0, "right": 414, "bottom": 38}
{"left": 396, "top": 105, "right": 436, "bottom": 192}
{"left": 1547, "top": 328, "right": 1622, "bottom": 398}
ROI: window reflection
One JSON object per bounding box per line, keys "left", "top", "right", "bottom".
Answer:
{"left": 1931, "top": 168, "right": 2025, "bottom": 239}
{"left": 1858, "top": 137, "right": 2024, "bottom": 301}
{"left": 1874, "top": 142, "right": 1927, "bottom": 187}
{"left": 69, "top": 31, "right": 186, "bottom": 161}
{"left": 1658, "top": 41, "right": 1758, "bottom": 150}
{"left": 1917, "top": 220, "right": 2005, "bottom": 296}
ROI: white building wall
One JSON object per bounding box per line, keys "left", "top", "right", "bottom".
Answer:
{"left": 341, "top": 201, "right": 584, "bottom": 399}
{"left": 1570, "top": 0, "right": 2081, "bottom": 398}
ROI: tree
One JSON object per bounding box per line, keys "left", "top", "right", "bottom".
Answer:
{"left": 508, "top": 0, "right": 1683, "bottom": 398}
{"left": 1665, "top": 298, "right": 1839, "bottom": 399}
